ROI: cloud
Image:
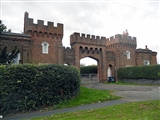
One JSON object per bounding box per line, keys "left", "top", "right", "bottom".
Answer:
{"left": 1, "top": 1, "right": 159, "bottom": 63}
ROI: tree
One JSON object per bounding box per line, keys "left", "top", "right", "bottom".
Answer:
{"left": 0, "top": 20, "right": 11, "bottom": 35}
{"left": 0, "top": 20, "right": 7, "bottom": 33}
{"left": 80, "top": 63, "right": 86, "bottom": 67}
{"left": 0, "top": 20, "right": 19, "bottom": 65}
{"left": 0, "top": 46, "right": 20, "bottom": 64}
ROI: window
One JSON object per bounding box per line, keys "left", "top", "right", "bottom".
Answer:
{"left": 144, "top": 60, "right": 150, "bottom": 65}
{"left": 43, "top": 43, "right": 47, "bottom": 53}
{"left": 41, "top": 42, "right": 49, "bottom": 54}
{"left": 126, "top": 50, "right": 130, "bottom": 59}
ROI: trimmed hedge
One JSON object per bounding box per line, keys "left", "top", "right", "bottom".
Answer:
{"left": 80, "top": 65, "right": 97, "bottom": 74}
{"left": 117, "top": 65, "right": 160, "bottom": 80}
{"left": 0, "top": 64, "right": 81, "bottom": 116}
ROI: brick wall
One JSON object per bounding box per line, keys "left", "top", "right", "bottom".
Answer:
{"left": 0, "top": 32, "right": 31, "bottom": 63}
{"left": 24, "top": 12, "right": 63, "bottom": 64}
{"left": 0, "top": 12, "right": 157, "bottom": 82}
{"left": 135, "top": 49, "right": 157, "bottom": 66}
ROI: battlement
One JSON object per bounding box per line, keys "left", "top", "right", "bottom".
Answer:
{"left": 106, "top": 34, "right": 137, "bottom": 46}
{"left": 24, "top": 12, "right": 63, "bottom": 38}
{"left": 70, "top": 32, "right": 106, "bottom": 46}
{"left": 26, "top": 30, "right": 62, "bottom": 39}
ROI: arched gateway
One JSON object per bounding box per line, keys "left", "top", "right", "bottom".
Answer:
{"left": 65, "top": 33, "right": 108, "bottom": 82}
{"left": 0, "top": 12, "right": 157, "bottom": 82}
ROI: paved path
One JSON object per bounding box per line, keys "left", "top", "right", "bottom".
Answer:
{"left": 2, "top": 99, "right": 128, "bottom": 120}
{"left": 82, "top": 81, "right": 160, "bottom": 102}
{"left": 2, "top": 81, "right": 160, "bottom": 120}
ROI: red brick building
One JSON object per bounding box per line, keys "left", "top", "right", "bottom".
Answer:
{"left": 0, "top": 12, "right": 157, "bottom": 81}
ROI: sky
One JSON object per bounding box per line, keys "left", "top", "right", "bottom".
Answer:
{"left": 0, "top": 0, "right": 159, "bottom": 65}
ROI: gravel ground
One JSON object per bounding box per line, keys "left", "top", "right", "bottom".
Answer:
{"left": 81, "top": 80, "right": 160, "bottom": 102}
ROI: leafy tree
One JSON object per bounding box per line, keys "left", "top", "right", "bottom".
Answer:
{"left": 0, "top": 46, "right": 20, "bottom": 64}
{"left": 0, "top": 20, "right": 19, "bottom": 64}
{"left": 0, "top": 20, "right": 7, "bottom": 33}
{"left": 0, "top": 20, "right": 11, "bottom": 35}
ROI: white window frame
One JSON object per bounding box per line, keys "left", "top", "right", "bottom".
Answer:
{"left": 126, "top": 50, "right": 130, "bottom": 59}
{"left": 41, "top": 42, "right": 49, "bottom": 54}
{"left": 144, "top": 60, "right": 150, "bottom": 65}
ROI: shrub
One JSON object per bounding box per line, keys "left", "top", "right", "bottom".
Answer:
{"left": 80, "top": 65, "right": 97, "bottom": 74}
{"left": 117, "top": 65, "right": 160, "bottom": 80}
{"left": 0, "top": 64, "right": 80, "bottom": 116}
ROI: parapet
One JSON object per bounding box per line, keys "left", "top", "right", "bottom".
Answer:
{"left": 70, "top": 32, "right": 106, "bottom": 46}
{"left": 135, "top": 48, "right": 152, "bottom": 53}
{"left": 24, "top": 12, "right": 63, "bottom": 38}
{"left": 106, "top": 34, "right": 137, "bottom": 46}
{"left": 1, "top": 32, "right": 31, "bottom": 41}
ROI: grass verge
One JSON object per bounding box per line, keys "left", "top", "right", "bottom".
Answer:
{"left": 36, "top": 86, "right": 120, "bottom": 112}
{"left": 50, "top": 86, "right": 120, "bottom": 110}
{"left": 32, "top": 100, "right": 160, "bottom": 120}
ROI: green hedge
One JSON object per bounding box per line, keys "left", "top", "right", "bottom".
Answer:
{"left": 0, "top": 64, "right": 81, "bottom": 116}
{"left": 117, "top": 65, "right": 160, "bottom": 80}
{"left": 80, "top": 65, "right": 97, "bottom": 74}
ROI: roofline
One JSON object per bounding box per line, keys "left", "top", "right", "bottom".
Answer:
{"left": 1, "top": 32, "right": 31, "bottom": 38}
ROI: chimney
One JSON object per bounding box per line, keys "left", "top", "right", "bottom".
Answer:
{"left": 145, "top": 45, "right": 149, "bottom": 50}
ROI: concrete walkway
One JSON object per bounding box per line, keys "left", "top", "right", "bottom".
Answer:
{"left": 82, "top": 81, "right": 160, "bottom": 102}
{"left": 2, "top": 81, "right": 160, "bottom": 120}
{"left": 2, "top": 99, "right": 129, "bottom": 120}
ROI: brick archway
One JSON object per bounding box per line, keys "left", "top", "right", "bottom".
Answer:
{"left": 79, "top": 47, "right": 103, "bottom": 82}
{"left": 69, "top": 33, "right": 107, "bottom": 82}
{"left": 80, "top": 57, "right": 98, "bottom": 81}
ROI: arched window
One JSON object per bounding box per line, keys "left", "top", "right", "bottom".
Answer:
{"left": 108, "top": 64, "right": 112, "bottom": 77}
{"left": 41, "top": 42, "right": 49, "bottom": 54}
{"left": 126, "top": 50, "right": 130, "bottom": 59}
{"left": 144, "top": 60, "right": 150, "bottom": 65}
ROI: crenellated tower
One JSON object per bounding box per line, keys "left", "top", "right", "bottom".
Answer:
{"left": 24, "top": 12, "right": 63, "bottom": 39}
{"left": 24, "top": 12, "right": 64, "bottom": 64}
{"left": 106, "top": 30, "right": 137, "bottom": 51}
{"left": 106, "top": 30, "right": 137, "bottom": 68}
{"left": 70, "top": 32, "right": 107, "bottom": 81}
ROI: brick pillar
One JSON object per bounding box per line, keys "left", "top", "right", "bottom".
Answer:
{"left": 97, "top": 60, "right": 101, "bottom": 82}
{"left": 57, "top": 35, "right": 63, "bottom": 64}
{"left": 22, "top": 45, "right": 28, "bottom": 63}
{"left": 74, "top": 45, "right": 80, "bottom": 69}
{"left": 58, "top": 44, "right": 63, "bottom": 64}
{"left": 57, "top": 43, "right": 63, "bottom": 64}
{"left": 100, "top": 48, "right": 107, "bottom": 82}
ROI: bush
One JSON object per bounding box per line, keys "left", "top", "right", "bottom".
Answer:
{"left": 80, "top": 65, "right": 97, "bottom": 74}
{"left": 0, "top": 64, "right": 80, "bottom": 116}
{"left": 117, "top": 65, "right": 160, "bottom": 80}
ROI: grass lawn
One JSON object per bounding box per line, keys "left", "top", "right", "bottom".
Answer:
{"left": 37, "top": 86, "right": 120, "bottom": 112}
{"left": 32, "top": 100, "right": 160, "bottom": 120}
{"left": 51, "top": 86, "right": 120, "bottom": 109}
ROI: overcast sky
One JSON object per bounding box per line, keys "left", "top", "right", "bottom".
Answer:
{"left": 1, "top": 0, "right": 159, "bottom": 65}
